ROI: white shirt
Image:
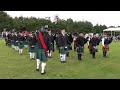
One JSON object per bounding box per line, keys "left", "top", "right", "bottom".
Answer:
{"left": 102, "top": 38, "right": 105, "bottom": 47}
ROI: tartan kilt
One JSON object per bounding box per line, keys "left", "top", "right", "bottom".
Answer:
{"left": 18, "top": 42, "right": 24, "bottom": 49}
{"left": 50, "top": 43, "right": 54, "bottom": 51}
{"left": 76, "top": 46, "right": 84, "bottom": 54}
{"left": 29, "top": 46, "right": 36, "bottom": 52}
{"left": 59, "top": 46, "right": 68, "bottom": 54}
{"left": 88, "top": 44, "right": 92, "bottom": 49}
{"left": 11, "top": 40, "right": 14, "bottom": 45}
{"left": 102, "top": 45, "right": 109, "bottom": 52}
{"left": 36, "top": 49, "right": 48, "bottom": 62}
{"left": 24, "top": 40, "right": 28, "bottom": 45}
{"left": 92, "top": 46, "right": 98, "bottom": 52}
{"left": 7, "top": 39, "right": 11, "bottom": 46}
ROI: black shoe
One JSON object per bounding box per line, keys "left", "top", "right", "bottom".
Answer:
{"left": 41, "top": 72, "right": 46, "bottom": 75}
{"left": 92, "top": 57, "right": 95, "bottom": 59}
{"left": 63, "top": 61, "right": 67, "bottom": 63}
{"left": 36, "top": 69, "right": 39, "bottom": 71}
{"left": 78, "top": 58, "right": 82, "bottom": 60}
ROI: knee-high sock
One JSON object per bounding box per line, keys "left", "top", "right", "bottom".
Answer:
{"left": 41, "top": 62, "right": 46, "bottom": 73}
{"left": 32, "top": 53, "right": 35, "bottom": 58}
{"left": 63, "top": 54, "right": 66, "bottom": 61}
{"left": 92, "top": 52, "right": 95, "bottom": 58}
{"left": 16, "top": 46, "right": 19, "bottom": 51}
{"left": 19, "top": 49, "right": 21, "bottom": 54}
{"left": 21, "top": 49, "right": 23, "bottom": 54}
{"left": 104, "top": 51, "right": 107, "bottom": 57}
{"left": 49, "top": 51, "right": 52, "bottom": 57}
{"left": 60, "top": 54, "right": 63, "bottom": 61}
{"left": 78, "top": 54, "right": 82, "bottom": 59}
{"left": 15, "top": 46, "right": 17, "bottom": 50}
{"left": 29, "top": 52, "right": 32, "bottom": 59}
{"left": 36, "top": 59, "right": 40, "bottom": 69}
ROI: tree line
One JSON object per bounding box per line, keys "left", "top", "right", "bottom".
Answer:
{"left": 0, "top": 11, "right": 107, "bottom": 33}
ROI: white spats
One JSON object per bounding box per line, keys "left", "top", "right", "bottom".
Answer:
{"left": 30, "top": 53, "right": 35, "bottom": 59}
{"left": 15, "top": 46, "right": 19, "bottom": 51}
{"left": 12, "top": 45, "right": 15, "bottom": 49}
{"left": 36, "top": 59, "right": 40, "bottom": 69}
{"left": 60, "top": 54, "right": 63, "bottom": 61}
{"left": 29, "top": 52, "right": 32, "bottom": 59}
{"left": 41, "top": 62, "right": 46, "bottom": 73}
{"left": 32, "top": 53, "right": 35, "bottom": 59}
{"left": 63, "top": 54, "right": 66, "bottom": 61}
{"left": 60, "top": 54, "right": 66, "bottom": 61}
{"left": 48, "top": 51, "right": 52, "bottom": 57}
{"left": 24, "top": 45, "right": 28, "bottom": 48}
{"left": 19, "top": 49, "right": 23, "bottom": 54}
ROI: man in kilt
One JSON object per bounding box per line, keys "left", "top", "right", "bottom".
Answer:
{"left": 35, "top": 28, "right": 51, "bottom": 74}
{"left": 58, "top": 29, "right": 68, "bottom": 63}
{"left": 89, "top": 33, "right": 100, "bottom": 59}
{"left": 5, "top": 31, "right": 12, "bottom": 46}
{"left": 24, "top": 34, "right": 29, "bottom": 48}
{"left": 28, "top": 32, "right": 37, "bottom": 60}
{"left": 102, "top": 35, "right": 113, "bottom": 58}
{"left": 75, "top": 32, "right": 88, "bottom": 60}
{"left": 66, "top": 33, "right": 73, "bottom": 57}
{"left": 88, "top": 34, "right": 93, "bottom": 54}
{"left": 18, "top": 32, "right": 25, "bottom": 55}
{"left": 48, "top": 29, "right": 54, "bottom": 58}
{"left": 13, "top": 32, "right": 19, "bottom": 51}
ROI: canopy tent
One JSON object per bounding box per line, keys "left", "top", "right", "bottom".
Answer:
{"left": 103, "top": 27, "right": 120, "bottom": 36}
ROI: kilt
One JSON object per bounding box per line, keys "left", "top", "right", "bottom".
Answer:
{"left": 50, "top": 43, "right": 54, "bottom": 51}
{"left": 14, "top": 41, "right": 18, "bottom": 46}
{"left": 102, "top": 45, "right": 109, "bottom": 52}
{"left": 24, "top": 40, "right": 28, "bottom": 45}
{"left": 18, "top": 42, "right": 24, "bottom": 49}
{"left": 7, "top": 39, "right": 11, "bottom": 46}
{"left": 29, "top": 46, "right": 36, "bottom": 52}
{"left": 88, "top": 44, "right": 92, "bottom": 49}
{"left": 92, "top": 46, "right": 98, "bottom": 52}
{"left": 36, "top": 49, "right": 48, "bottom": 62}
{"left": 76, "top": 46, "right": 84, "bottom": 54}
{"left": 59, "top": 46, "right": 68, "bottom": 54}
{"left": 11, "top": 40, "right": 14, "bottom": 45}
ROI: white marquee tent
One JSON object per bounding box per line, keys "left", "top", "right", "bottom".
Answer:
{"left": 103, "top": 27, "right": 120, "bottom": 36}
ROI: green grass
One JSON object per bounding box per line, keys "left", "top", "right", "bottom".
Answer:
{"left": 0, "top": 38, "right": 120, "bottom": 79}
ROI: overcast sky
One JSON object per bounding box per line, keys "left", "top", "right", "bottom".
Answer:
{"left": 4, "top": 11, "right": 120, "bottom": 27}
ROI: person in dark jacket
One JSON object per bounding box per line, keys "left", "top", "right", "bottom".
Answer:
{"left": 89, "top": 33, "right": 100, "bottom": 59}
{"left": 5, "top": 31, "right": 12, "bottom": 46}
{"left": 102, "top": 35, "right": 113, "bottom": 58}
{"left": 28, "top": 32, "right": 37, "bottom": 60}
{"left": 58, "top": 29, "right": 68, "bottom": 63}
{"left": 18, "top": 32, "right": 25, "bottom": 55}
{"left": 66, "top": 33, "right": 73, "bottom": 57}
{"left": 35, "top": 28, "right": 51, "bottom": 74}
{"left": 13, "top": 31, "right": 19, "bottom": 51}
{"left": 48, "top": 29, "right": 54, "bottom": 58}
{"left": 75, "top": 32, "right": 88, "bottom": 60}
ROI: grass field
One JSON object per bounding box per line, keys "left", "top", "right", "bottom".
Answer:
{"left": 0, "top": 38, "right": 120, "bottom": 79}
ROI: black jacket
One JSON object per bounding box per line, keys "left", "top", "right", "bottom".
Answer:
{"left": 28, "top": 36, "right": 37, "bottom": 46}
{"left": 58, "top": 33, "right": 67, "bottom": 47}
{"left": 75, "top": 36, "right": 87, "bottom": 47}
{"left": 89, "top": 38, "right": 100, "bottom": 46}
{"left": 36, "top": 32, "right": 51, "bottom": 50}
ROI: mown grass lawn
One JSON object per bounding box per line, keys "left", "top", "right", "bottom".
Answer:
{"left": 0, "top": 38, "right": 120, "bottom": 79}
